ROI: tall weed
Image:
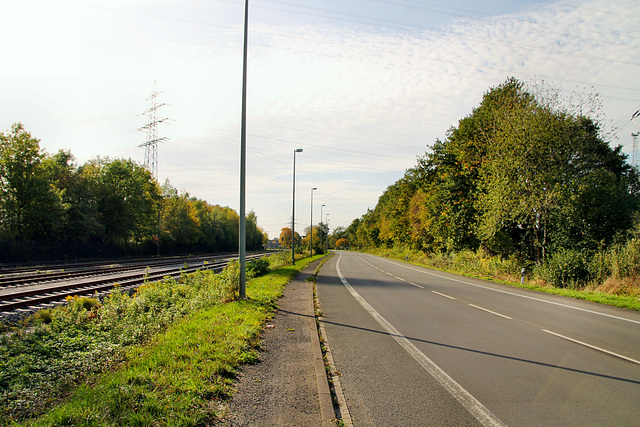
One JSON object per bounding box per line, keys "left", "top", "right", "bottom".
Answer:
{"left": 371, "top": 245, "right": 523, "bottom": 282}
{"left": 534, "top": 248, "right": 589, "bottom": 288}
{"left": 0, "top": 262, "right": 244, "bottom": 423}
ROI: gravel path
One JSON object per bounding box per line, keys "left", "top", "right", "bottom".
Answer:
{"left": 222, "top": 261, "right": 334, "bottom": 426}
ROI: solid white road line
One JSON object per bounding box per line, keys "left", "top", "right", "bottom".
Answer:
{"left": 543, "top": 329, "right": 640, "bottom": 366}
{"left": 337, "top": 254, "right": 506, "bottom": 427}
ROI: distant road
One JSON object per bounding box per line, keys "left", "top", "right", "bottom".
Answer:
{"left": 317, "top": 251, "right": 640, "bottom": 426}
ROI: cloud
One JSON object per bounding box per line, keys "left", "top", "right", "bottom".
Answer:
{"left": 1, "top": 0, "right": 638, "bottom": 237}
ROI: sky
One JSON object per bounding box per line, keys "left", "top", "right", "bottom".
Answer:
{"left": 1, "top": 0, "right": 639, "bottom": 239}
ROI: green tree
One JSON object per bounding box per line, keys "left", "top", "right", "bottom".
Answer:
{"left": 0, "top": 123, "right": 66, "bottom": 240}
{"left": 160, "top": 192, "right": 201, "bottom": 246}
{"left": 245, "top": 211, "right": 267, "bottom": 250}
{"left": 474, "top": 79, "right": 637, "bottom": 260}
{"left": 191, "top": 199, "right": 220, "bottom": 249}
{"left": 94, "top": 158, "right": 162, "bottom": 245}
{"left": 348, "top": 77, "right": 639, "bottom": 264}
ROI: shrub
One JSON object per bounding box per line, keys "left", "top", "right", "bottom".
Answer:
{"left": 535, "top": 248, "right": 589, "bottom": 288}
{"left": 22, "top": 308, "right": 54, "bottom": 326}
{"left": 609, "top": 238, "right": 640, "bottom": 279}
{"left": 247, "top": 257, "right": 270, "bottom": 278}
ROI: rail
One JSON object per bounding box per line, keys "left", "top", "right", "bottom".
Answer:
{"left": 0, "top": 253, "right": 265, "bottom": 316}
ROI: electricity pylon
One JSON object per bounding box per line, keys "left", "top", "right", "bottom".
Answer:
{"left": 139, "top": 81, "right": 168, "bottom": 181}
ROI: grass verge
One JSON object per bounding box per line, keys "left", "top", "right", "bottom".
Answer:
{"left": 8, "top": 255, "right": 320, "bottom": 426}
{"left": 364, "top": 247, "right": 640, "bottom": 312}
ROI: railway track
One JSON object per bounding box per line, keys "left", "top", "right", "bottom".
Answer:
{"left": 0, "top": 253, "right": 265, "bottom": 320}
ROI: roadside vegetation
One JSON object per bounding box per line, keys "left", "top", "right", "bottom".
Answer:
{"left": 0, "top": 251, "right": 321, "bottom": 425}
{"left": 0, "top": 123, "right": 268, "bottom": 262}
{"left": 363, "top": 245, "right": 640, "bottom": 311}
{"left": 327, "top": 78, "right": 640, "bottom": 308}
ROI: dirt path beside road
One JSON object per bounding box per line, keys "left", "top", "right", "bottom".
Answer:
{"left": 223, "top": 261, "right": 335, "bottom": 426}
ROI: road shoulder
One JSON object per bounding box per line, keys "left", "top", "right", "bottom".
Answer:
{"left": 223, "top": 260, "right": 334, "bottom": 426}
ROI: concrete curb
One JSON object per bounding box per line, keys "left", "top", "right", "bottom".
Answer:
{"left": 307, "top": 271, "right": 336, "bottom": 426}
{"left": 317, "top": 318, "right": 353, "bottom": 427}
{"left": 309, "top": 254, "right": 354, "bottom": 426}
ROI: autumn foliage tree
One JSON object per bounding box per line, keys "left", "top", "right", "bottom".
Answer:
{"left": 279, "top": 227, "right": 301, "bottom": 250}
{"left": 335, "top": 238, "right": 349, "bottom": 249}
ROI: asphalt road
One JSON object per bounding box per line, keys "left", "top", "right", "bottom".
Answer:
{"left": 317, "top": 251, "right": 640, "bottom": 426}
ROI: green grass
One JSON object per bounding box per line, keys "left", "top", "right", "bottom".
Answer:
{"left": 34, "top": 301, "right": 264, "bottom": 426}
{"left": 3, "top": 254, "right": 326, "bottom": 426}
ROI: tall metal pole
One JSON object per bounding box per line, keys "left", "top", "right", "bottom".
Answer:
{"left": 320, "top": 204, "right": 325, "bottom": 253}
{"left": 325, "top": 213, "right": 330, "bottom": 252}
{"left": 292, "top": 148, "right": 303, "bottom": 264}
{"left": 239, "top": 0, "right": 249, "bottom": 298}
{"left": 310, "top": 187, "right": 317, "bottom": 257}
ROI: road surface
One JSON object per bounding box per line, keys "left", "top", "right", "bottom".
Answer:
{"left": 317, "top": 251, "right": 640, "bottom": 426}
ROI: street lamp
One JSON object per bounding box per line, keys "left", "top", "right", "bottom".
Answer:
{"left": 239, "top": 0, "right": 249, "bottom": 299}
{"left": 310, "top": 187, "right": 317, "bottom": 256}
{"left": 292, "top": 148, "right": 303, "bottom": 264}
{"left": 325, "top": 213, "right": 330, "bottom": 252}
{"left": 320, "top": 204, "right": 325, "bottom": 253}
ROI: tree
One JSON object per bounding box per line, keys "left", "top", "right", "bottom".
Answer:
{"left": 191, "top": 199, "right": 219, "bottom": 249}
{"left": 0, "top": 123, "right": 66, "bottom": 240}
{"left": 328, "top": 226, "right": 347, "bottom": 250}
{"left": 245, "top": 211, "right": 268, "bottom": 250}
{"left": 347, "top": 77, "right": 639, "bottom": 263}
{"left": 473, "top": 79, "right": 637, "bottom": 260}
{"left": 41, "top": 150, "right": 105, "bottom": 241}
{"left": 279, "top": 227, "right": 301, "bottom": 249}
{"left": 302, "top": 225, "right": 325, "bottom": 254}
{"left": 335, "top": 238, "right": 349, "bottom": 249}
{"left": 94, "top": 158, "right": 162, "bottom": 245}
{"left": 160, "top": 192, "right": 201, "bottom": 246}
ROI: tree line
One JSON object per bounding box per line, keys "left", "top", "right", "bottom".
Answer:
{"left": 0, "top": 123, "right": 267, "bottom": 261}
{"left": 278, "top": 222, "right": 330, "bottom": 255}
{"left": 341, "top": 78, "right": 640, "bottom": 273}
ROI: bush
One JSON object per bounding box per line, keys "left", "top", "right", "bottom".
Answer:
{"left": 246, "top": 257, "right": 270, "bottom": 278}
{"left": 0, "top": 262, "right": 243, "bottom": 423}
{"left": 609, "top": 238, "right": 640, "bottom": 279}
{"left": 268, "top": 251, "right": 291, "bottom": 268}
{"left": 535, "top": 248, "right": 589, "bottom": 288}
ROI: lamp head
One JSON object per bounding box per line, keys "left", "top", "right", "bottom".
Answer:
{"left": 295, "top": 148, "right": 303, "bottom": 153}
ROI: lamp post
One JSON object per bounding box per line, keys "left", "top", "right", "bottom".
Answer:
{"left": 238, "top": 0, "right": 249, "bottom": 299}
{"left": 325, "top": 213, "right": 330, "bottom": 252}
{"left": 320, "top": 204, "right": 325, "bottom": 253}
{"left": 292, "top": 148, "right": 303, "bottom": 264}
{"left": 310, "top": 187, "right": 317, "bottom": 256}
